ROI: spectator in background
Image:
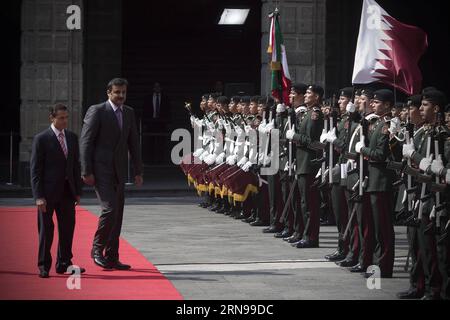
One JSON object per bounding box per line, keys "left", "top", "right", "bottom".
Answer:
{"left": 142, "top": 82, "right": 171, "bottom": 164}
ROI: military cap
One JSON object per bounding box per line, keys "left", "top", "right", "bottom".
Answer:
{"left": 217, "top": 96, "right": 229, "bottom": 105}
{"left": 373, "top": 89, "right": 394, "bottom": 104}
{"left": 354, "top": 89, "right": 362, "bottom": 96}
{"left": 230, "top": 96, "right": 241, "bottom": 104}
{"left": 240, "top": 96, "right": 251, "bottom": 104}
{"left": 339, "top": 87, "right": 354, "bottom": 99}
{"left": 394, "top": 102, "right": 405, "bottom": 109}
{"left": 291, "top": 83, "right": 308, "bottom": 95}
{"left": 250, "top": 95, "right": 261, "bottom": 103}
{"left": 360, "top": 88, "right": 373, "bottom": 99}
{"left": 422, "top": 90, "right": 447, "bottom": 107}
{"left": 308, "top": 85, "right": 324, "bottom": 98}
{"left": 422, "top": 86, "right": 437, "bottom": 94}
{"left": 209, "top": 92, "right": 220, "bottom": 100}
{"left": 407, "top": 95, "right": 422, "bottom": 108}
{"left": 445, "top": 104, "right": 450, "bottom": 113}
{"left": 202, "top": 93, "right": 210, "bottom": 100}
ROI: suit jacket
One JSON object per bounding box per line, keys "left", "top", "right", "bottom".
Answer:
{"left": 30, "top": 128, "right": 82, "bottom": 203}
{"left": 142, "top": 92, "right": 171, "bottom": 122}
{"left": 80, "top": 101, "right": 143, "bottom": 185}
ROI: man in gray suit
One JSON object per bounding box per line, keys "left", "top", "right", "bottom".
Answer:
{"left": 80, "top": 78, "right": 143, "bottom": 270}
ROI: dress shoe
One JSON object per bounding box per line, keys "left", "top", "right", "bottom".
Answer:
{"left": 285, "top": 234, "right": 300, "bottom": 243}
{"left": 295, "top": 239, "right": 319, "bottom": 248}
{"left": 336, "top": 259, "right": 358, "bottom": 268}
{"left": 216, "top": 206, "right": 227, "bottom": 214}
{"left": 325, "top": 251, "right": 347, "bottom": 261}
{"left": 93, "top": 256, "right": 113, "bottom": 269}
{"left": 110, "top": 261, "right": 131, "bottom": 270}
{"left": 274, "top": 230, "right": 291, "bottom": 239}
{"left": 420, "top": 293, "right": 440, "bottom": 300}
{"left": 243, "top": 216, "right": 255, "bottom": 223}
{"left": 397, "top": 289, "right": 423, "bottom": 299}
{"left": 249, "top": 220, "right": 269, "bottom": 227}
{"left": 349, "top": 264, "right": 366, "bottom": 273}
{"left": 262, "top": 226, "right": 282, "bottom": 233}
{"left": 56, "top": 265, "right": 86, "bottom": 275}
{"left": 234, "top": 212, "right": 247, "bottom": 220}
{"left": 39, "top": 270, "right": 49, "bottom": 278}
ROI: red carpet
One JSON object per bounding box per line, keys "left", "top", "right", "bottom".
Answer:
{"left": 0, "top": 206, "right": 183, "bottom": 300}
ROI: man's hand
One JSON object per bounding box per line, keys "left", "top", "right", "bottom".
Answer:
{"left": 82, "top": 174, "right": 95, "bottom": 186}
{"left": 75, "top": 196, "right": 81, "bottom": 206}
{"left": 135, "top": 175, "right": 143, "bottom": 187}
{"left": 36, "top": 198, "right": 47, "bottom": 213}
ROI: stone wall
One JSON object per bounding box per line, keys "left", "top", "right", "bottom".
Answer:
{"left": 261, "top": 0, "right": 326, "bottom": 95}
{"left": 20, "top": 0, "right": 83, "bottom": 185}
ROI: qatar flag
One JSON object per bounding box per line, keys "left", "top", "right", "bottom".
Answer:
{"left": 352, "top": 0, "right": 428, "bottom": 95}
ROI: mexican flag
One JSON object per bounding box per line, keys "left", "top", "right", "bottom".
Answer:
{"left": 352, "top": 0, "right": 428, "bottom": 95}
{"left": 268, "top": 10, "right": 291, "bottom": 104}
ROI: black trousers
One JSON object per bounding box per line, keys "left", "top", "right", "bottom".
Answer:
{"left": 37, "top": 182, "right": 76, "bottom": 272}
{"left": 92, "top": 180, "right": 125, "bottom": 262}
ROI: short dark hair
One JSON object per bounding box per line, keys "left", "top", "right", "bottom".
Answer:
{"left": 107, "top": 78, "right": 129, "bottom": 91}
{"left": 49, "top": 104, "right": 68, "bottom": 117}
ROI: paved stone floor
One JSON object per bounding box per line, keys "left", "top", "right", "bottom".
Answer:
{"left": 1, "top": 197, "right": 410, "bottom": 300}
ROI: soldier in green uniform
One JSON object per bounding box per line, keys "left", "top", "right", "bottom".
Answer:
{"left": 324, "top": 87, "right": 359, "bottom": 263}
{"left": 403, "top": 90, "right": 448, "bottom": 299}
{"left": 286, "top": 85, "right": 324, "bottom": 248}
{"left": 356, "top": 89, "right": 396, "bottom": 278}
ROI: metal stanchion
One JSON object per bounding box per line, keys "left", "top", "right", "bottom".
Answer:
{"left": 125, "top": 152, "right": 133, "bottom": 186}
{"left": 6, "top": 130, "right": 13, "bottom": 185}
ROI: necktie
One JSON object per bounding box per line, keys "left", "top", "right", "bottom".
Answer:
{"left": 58, "top": 132, "right": 68, "bottom": 158}
{"left": 155, "top": 94, "right": 160, "bottom": 118}
{"left": 115, "top": 107, "right": 123, "bottom": 129}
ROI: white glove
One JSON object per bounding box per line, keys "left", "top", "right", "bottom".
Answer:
{"left": 388, "top": 117, "right": 401, "bottom": 134}
{"left": 226, "top": 155, "right": 237, "bottom": 166}
{"left": 355, "top": 141, "right": 364, "bottom": 153}
{"left": 419, "top": 154, "right": 433, "bottom": 172}
{"left": 258, "top": 122, "right": 266, "bottom": 133}
{"left": 242, "top": 161, "right": 253, "bottom": 172}
{"left": 346, "top": 102, "right": 356, "bottom": 113}
{"left": 190, "top": 115, "right": 196, "bottom": 127}
{"left": 235, "top": 126, "right": 243, "bottom": 136}
{"left": 264, "top": 120, "right": 274, "bottom": 134}
{"left": 326, "top": 127, "right": 337, "bottom": 144}
{"left": 237, "top": 157, "right": 248, "bottom": 168}
{"left": 195, "top": 119, "right": 203, "bottom": 127}
{"left": 193, "top": 148, "right": 204, "bottom": 157}
{"left": 286, "top": 129, "right": 295, "bottom": 140}
{"left": 320, "top": 129, "right": 328, "bottom": 143}
{"left": 283, "top": 162, "right": 294, "bottom": 172}
{"left": 402, "top": 143, "right": 415, "bottom": 159}
{"left": 244, "top": 125, "right": 252, "bottom": 134}
{"left": 431, "top": 156, "right": 444, "bottom": 176}
{"left": 295, "top": 106, "right": 307, "bottom": 114}
{"left": 217, "top": 118, "right": 225, "bottom": 130}
{"left": 204, "top": 153, "right": 217, "bottom": 165}
{"left": 224, "top": 123, "right": 231, "bottom": 133}
{"left": 276, "top": 103, "right": 286, "bottom": 113}
{"left": 215, "top": 152, "right": 225, "bottom": 164}
{"left": 365, "top": 113, "right": 379, "bottom": 121}
{"left": 199, "top": 150, "right": 210, "bottom": 161}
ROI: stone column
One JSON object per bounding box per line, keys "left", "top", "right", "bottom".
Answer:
{"left": 261, "top": 0, "right": 326, "bottom": 95}
{"left": 20, "top": 0, "right": 83, "bottom": 185}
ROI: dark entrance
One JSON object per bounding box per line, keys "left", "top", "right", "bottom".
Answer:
{"left": 121, "top": 0, "right": 262, "bottom": 166}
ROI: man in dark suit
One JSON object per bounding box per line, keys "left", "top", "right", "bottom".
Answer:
{"left": 30, "top": 104, "right": 84, "bottom": 278}
{"left": 142, "top": 82, "right": 171, "bottom": 164}
{"left": 80, "top": 78, "right": 143, "bottom": 270}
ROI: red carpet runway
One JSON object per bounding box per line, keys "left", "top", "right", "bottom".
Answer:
{"left": 0, "top": 206, "right": 182, "bottom": 300}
